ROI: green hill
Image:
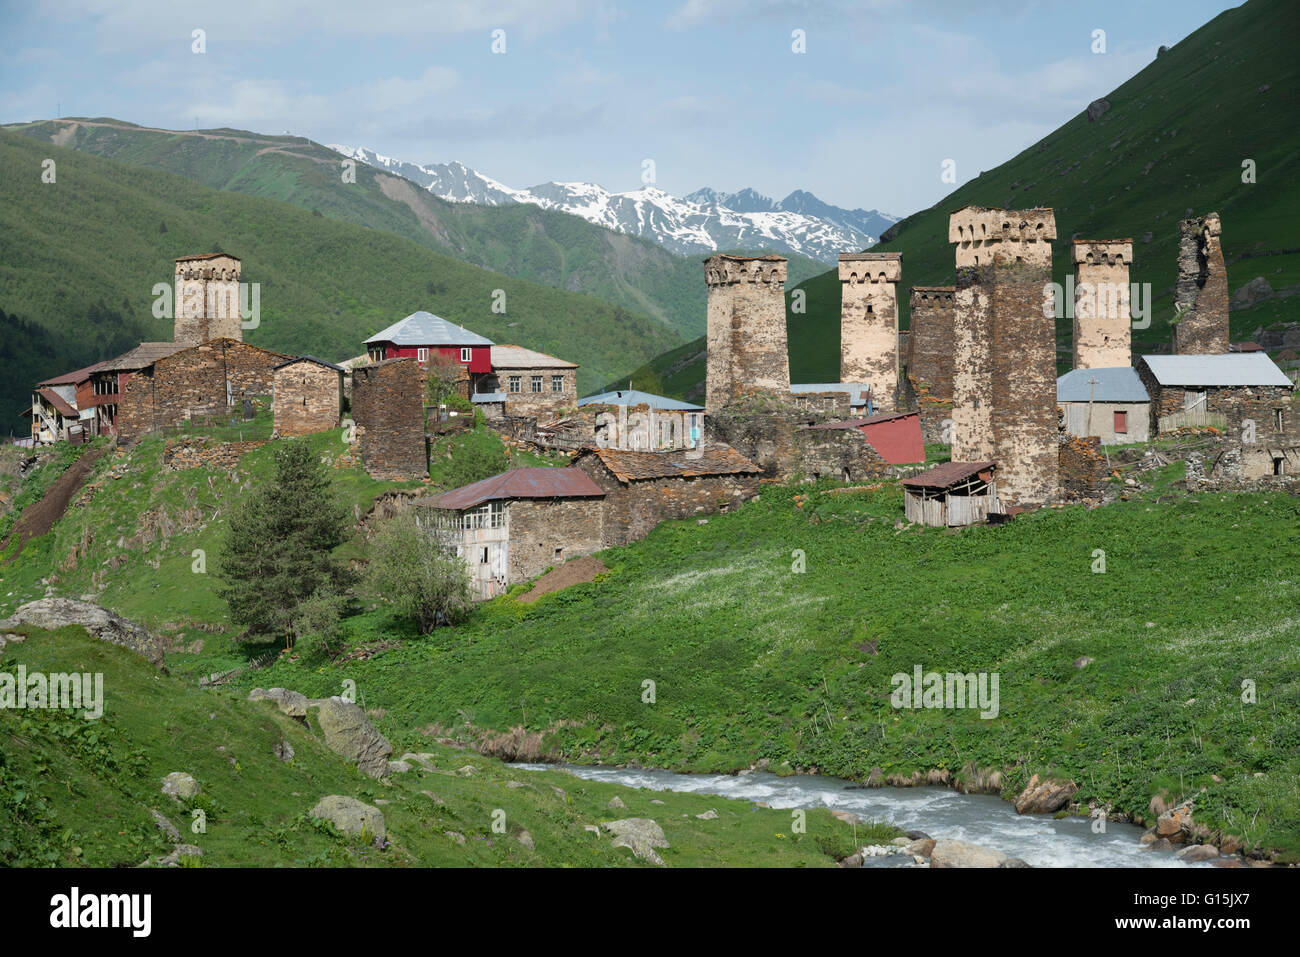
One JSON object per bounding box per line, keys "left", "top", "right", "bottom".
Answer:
{"left": 5, "top": 118, "right": 825, "bottom": 343}
{"left": 0, "top": 127, "right": 683, "bottom": 431}
{"left": 624, "top": 0, "right": 1300, "bottom": 401}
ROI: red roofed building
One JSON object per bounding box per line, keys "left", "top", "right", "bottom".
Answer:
{"left": 29, "top": 362, "right": 104, "bottom": 444}
{"left": 414, "top": 467, "right": 605, "bottom": 599}
{"left": 803, "top": 410, "right": 925, "bottom": 464}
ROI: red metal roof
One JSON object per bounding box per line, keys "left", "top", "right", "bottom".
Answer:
{"left": 37, "top": 361, "right": 105, "bottom": 387}
{"left": 429, "top": 467, "right": 604, "bottom": 510}
{"left": 901, "top": 461, "right": 995, "bottom": 490}
{"left": 35, "top": 388, "right": 79, "bottom": 418}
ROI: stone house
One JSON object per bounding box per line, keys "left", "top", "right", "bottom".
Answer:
{"left": 351, "top": 357, "right": 428, "bottom": 480}
{"left": 1056, "top": 367, "right": 1151, "bottom": 445}
{"left": 1137, "top": 353, "right": 1298, "bottom": 476}
{"left": 474, "top": 345, "right": 579, "bottom": 417}
{"left": 902, "top": 461, "right": 999, "bottom": 527}
{"left": 787, "top": 383, "right": 871, "bottom": 417}
{"left": 89, "top": 342, "right": 190, "bottom": 438}
{"left": 114, "top": 339, "right": 287, "bottom": 442}
{"left": 272, "top": 356, "right": 345, "bottom": 437}
{"left": 577, "top": 389, "right": 705, "bottom": 452}
{"left": 801, "top": 411, "right": 926, "bottom": 465}
{"left": 571, "top": 444, "right": 763, "bottom": 547}
{"left": 415, "top": 467, "right": 605, "bottom": 600}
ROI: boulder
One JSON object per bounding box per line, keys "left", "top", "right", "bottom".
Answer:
{"left": 308, "top": 697, "right": 392, "bottom": 779}
{"left": 1176, "top": 844, "right": 1220, "bottom": 863}
{"left": 907, "top": 838, "right": 936, "bottom": 858}
{"left": 515, "top": 829, "right": 535, "bottom": 850}
{"left": 1087, "top": 98, "right": 1110, "bottom": 122}
{"left": 156, "top": 844, "right": 204, "bottom": 867}
{"left": 160, "top": 772, "right": 201, "bottom": 801}
{"left": 0, "top": 598, "right": 166, "bottom": 668}
{"left": 904, "top": 829, "right": 932, "bottom": 841}
{"left": 310, "top": 795, "right": 386, "bottom": 846}
{"left": 248, "top": 687, "right": 309, "bottom": 717}
{"left": 930, "top": 839, "right": 1010, "bottom": 868}
{"left": 602, "top": 818, "right": 670, "bottom": 866}
{"left": 1232, "top": 276, "right": 1273, "bottom": 307}
{"left": 830, "top": 809, "right": 858, "bottom": 824}
{"left": 150, "top": 809, "right": 180, "bottom": 842}
{"left": 607, "top": 796, "right": 627, "bottom": 810}
{"left": 838, "top": 852, "right": 864, "bottom": 868}
{"left": 1014, "top": 774, "right": 1078, "bottom": 814}
{"left": 1155, "top": 799, "right": 1194, "bottom": 842}
{"left": 695, "top": 809, "right": 718, "bottom": 820}
{"left": 273, "top": 738, "right": 294, "bottom": 763}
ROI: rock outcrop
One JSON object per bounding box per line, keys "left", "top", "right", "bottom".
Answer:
{"left": 602, "top": 818, "right": 670, "bottom": 866}
{"left": 248, "top": 687, "right": 309, "bottom": 717}
{"left": 1014, "top": 774, "right": 1078, "bottom": 814}
{"left": 0, "top": 598, "right": 166, "bottom": 668}
{"left": 307, "top": 697, "right": 392, "bottom": 779}
{"left": 930, "top": 839, "right": 1024, "bottom": 868}
{"left": 310, "top": 795, "right": 386, "bottom": 845}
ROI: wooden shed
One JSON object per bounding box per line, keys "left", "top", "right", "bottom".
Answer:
{"left": 901, "top": 461, "right": 998, "bottom": 527}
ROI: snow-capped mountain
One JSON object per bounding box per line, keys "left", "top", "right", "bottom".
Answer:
{"left": 331, "top": 145, "right": 897, "bottom": 263}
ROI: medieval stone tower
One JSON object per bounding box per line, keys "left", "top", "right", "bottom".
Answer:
{"left": 705, "top": 254, "right": 789, "bottom": 412}
{"left": 1172, "top": 213, "right": 1229, "bottom": 355}
{"left": 948, "top": 206, "right": 1058, "bottom": 507}
{"left": 1071, "top": 240, "right": 1132, "bottom": 369}
{"left": 906, "top": 286, "right": 956, "bottom": 399}
{"left": 839, "top": 252, "right": 901, "bottom": 412}
{"left": 174, "top": 253, "right": 243, "bottom": 345}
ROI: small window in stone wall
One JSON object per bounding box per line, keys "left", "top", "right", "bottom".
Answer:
{"left": 531, "top": 376, "right": 543, "bottom": 393}
{"left": 1275, "top": 409, "right": 1285, "bottom": 432}
{"left": 509, "top": 376, "right": 521, "bottom": 393}
{"left": 551, "top": 375, "right": 564, "bottom": 393}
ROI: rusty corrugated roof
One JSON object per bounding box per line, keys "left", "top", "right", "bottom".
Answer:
{"left": 427, "top": 467, "right": 604, "bottom": 510}
{"left": 37, "top": 361, "right": 105, "bottom": 387}
{"left": 576, "top": 444, "right": 763, "bottom": 483}
{"left": 901, "top": 461, "right": 995, "bottom": 490}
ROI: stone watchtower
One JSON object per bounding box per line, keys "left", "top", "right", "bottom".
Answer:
{"left": 705, "top": 254, "right": 789, "bottom": 413}
{"left": 1072, "top": 239, "right": 1133, "bottom": 369}
{"left": 948, "top": 206, "right": 1058, "bottom": 506}
{"left": 1172, "top": 213, "right": 1229, "bottom": 355}
{"left": 174, "top": 253, "right": 243, "bottom": 345}
{"left": 839, "top": 252, "right": 901, "bottom": 412}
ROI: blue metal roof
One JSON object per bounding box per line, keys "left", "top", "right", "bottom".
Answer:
{"left": 365, "top": 311, "right": 494, "bottom": 347}
{"left": 1057, "top": 366, "right": 1150, "bottom": 402}
{"left": 1141, "top": 353, "right": 1292, "bottom": 387}
{"left": 471, "top": 392, "right": 507, "bottom": 403}
{"left": 578, "top": 389, "right": 703, "bottom": 411}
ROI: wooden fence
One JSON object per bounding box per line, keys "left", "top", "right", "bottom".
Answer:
{"left": 1157, "top": 409, "right": 1227, "bottom": 432}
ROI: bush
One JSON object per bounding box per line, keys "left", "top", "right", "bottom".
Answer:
{"left": 366, "top": 511, "right": 474, "bottom": 633}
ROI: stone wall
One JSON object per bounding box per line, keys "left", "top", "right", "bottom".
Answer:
{"left": 499, "top": 367, "right": 578, "bottom": 417}
{"left": 840, "top": 252, "right": 901, "bottom": 412}
{"left": 273, "top": 361, "right": 343, "bottom": 437}
{"left": 906, "top": 286, "right": 956, "bottom": 444}
{"left": 708, "top": 392, "right": 886, "bottom": 482}
{"left": 948, "top": 207, "right": 1059, "bottom": 506}
{"left": 507, "top": 498, "right": 604, "bottom": 582}
{"left": 705, "top": 255, "right": 789, "bottom": 412}
{"left": 1072, "top": 240, "right": 1133, "bottom": 369}
{"left": 1137, "top": 362, "right": 1298, "bottom": 445}
{"left": 117, "top": 339, "right": 285, "bottom": 442}
{"left": 352, "top": 358, "right": 428, "bottom": 480}
{"left": 174, "top": 255, "right": 243, "bottom": 345}
{"left": 1172, "top": 213, "right": 1229, "bottom": 355}
{"left": 1058, "top": 434, "right": 1108, "bottom": 501}
{"left": 574, "top": 456, "right": 760, "bottom": 548}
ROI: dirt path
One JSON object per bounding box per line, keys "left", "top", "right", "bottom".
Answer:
{"left": 517, "top": 555, "right": 607, "bottom": 603}
{"left": 2, "top": 447, "right": 105, "bottom": 561}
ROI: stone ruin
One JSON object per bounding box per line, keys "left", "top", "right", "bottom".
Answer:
{"left": 905, "top": 286, "right": 955, "bottom": 443}
{"left": 1172, "top": 212, "right": 1229, "bottom": 355}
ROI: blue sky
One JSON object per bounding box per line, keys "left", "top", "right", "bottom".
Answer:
{"left": 1, "top": 0, "right": 1240, "bottom": 217}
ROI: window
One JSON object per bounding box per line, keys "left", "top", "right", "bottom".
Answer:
{"left": 1274, "top": 457, "right": 1287, "bottom": 476}
{"left": 368, "top": 347, "right": 384, "bottom": 363}
{"left": 417, "top": 347, "right": 429, "bottom": 363}
{"left": 1113, "top": 410, "right": 1128, "bottom": 434}
{"left": 531, "top": 376, "right": 543, "bottom": 393}
{"left": 461, "top": 347, "right": 472, "bottom": 362}
{"left": 508, "top": 376, "right": 521, "bottom": 394}
{"left": 480, "top": 547, "right": 489, "bottom": 564}
{"left": 1275, "top": 409, "right": 1285, "bottom": 432}
{"left": 554, "top": 547, "right": 563, "bottom": 559}
{"left": 551, "top": 375, "right": 564, "bottom": 393}
{"left": 1183, "top": 390, "right": 1206, "bottom": 412}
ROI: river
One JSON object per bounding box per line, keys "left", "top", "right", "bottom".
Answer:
{"left": 516, "top": 762, "right": 1198, "bottom": 867}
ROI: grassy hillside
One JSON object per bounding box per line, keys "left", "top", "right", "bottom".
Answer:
{"left": 0, "top": 127, "right": 681, "bottom": 430}
{"left": 625, "top": 0, "right": 1300, "bottom": 400}
{"left": 0, "top": 625, "right": 881, "bottom": 867}
{"left": 6, "top": 118, "right": 825, "bottom": 343}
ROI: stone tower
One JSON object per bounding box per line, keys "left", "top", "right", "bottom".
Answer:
{"left": 906, "top": 286, "right": 956, "bottom": 399}
{"left": 705, "top": 254, "right": 789, "bottom": 412}
{"left": 174, "top": 253, "right": 243, "bottom": 345}
{"left": 948, "top": 206, "right": 1058, "bottom": 507}
{"left": 1072, "top": 239, "right": 1132, "bottom": 369}
{"left": 1172, "top": 213, "right": 1229, "bottom": 355}
{"left": 839, "top": 252, "right": 901, "bottom": 412}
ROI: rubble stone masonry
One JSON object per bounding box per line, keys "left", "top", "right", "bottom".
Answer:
{"left": 839, "top": 252, "right": 901, "bottom": 412}
{"left": 174, "top": 254, "right": 243, "bottom": 345}
{"left": 273, "top": 361, "right": 343, "bottom": 437}
{"left": 352, "top": 358, "right": 428, "bottom": 480}
{"left": 500, "top": 367, "right": 578, "bottom": 418}
{"left": 906, "top": 286, "right": 956, "bottom": 443}
{"left": 1172, "top": 213, "right": 1229, "bottom": 355}
{"left": 507, "top": 498, "right": 604, "bottom": 582}
{"left": 949, "top": 207, "right": 1059, "bottom": 506}
{"left": 117, "top": 339, "right": 285, "bottom": 442}
{"left": 705, "top": 255, "right": 790, "bottom": 412}
{"left": 1072, "top": 240, "right": 1133, "bottom": 369}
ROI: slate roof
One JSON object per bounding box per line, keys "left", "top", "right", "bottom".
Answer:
{"left": 365, "top": 311, "right": 494, "bottom": 347}
{"left": 901, "top": 461, "right": 996, "bottom": 490}
{"left": 578, "top": 389, "right": 703, "bottom": 411}
{"left": 96, "top": 341, "right": 191, "bottom": 373}
{"left": 1141, "top": 353, "right": 1292, "bottom": 387}
{"left": 490, "top": 345, "right": 577, "bottom": 369}
{"left": 423, "top": 467, "right": 604, "bottom": 510}
{"left": 1056, "top": 367, "right": 1150, "bottom": 403}
{"left": 273, "top": 355, "right": 345, "bottom": 372}
{"left": 575, "top": 444, "right": 762, "bottom": 483}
